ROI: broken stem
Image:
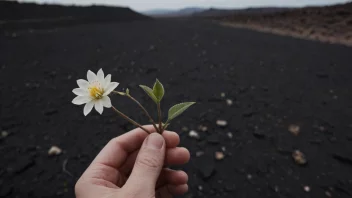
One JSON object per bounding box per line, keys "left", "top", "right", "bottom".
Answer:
{"left": 112, "top": 106, "right": 150, "bottom": 134}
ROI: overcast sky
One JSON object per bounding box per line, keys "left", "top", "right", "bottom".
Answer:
{"left": 19, "top": 0, "right": 350, "bottom": 11}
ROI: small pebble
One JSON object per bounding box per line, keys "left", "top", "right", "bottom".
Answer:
{"left": 216, "top": 120, "right": 227, "bottom": 127}
{"left": 226, "top": 99, "right": 233, "bottom": 106}
{"left": 292, "top": 150, "right": 307, "bottom": 165}
{"left": 188, "top": 130, "right": 200, "bottom": 139}
{"left": 288, "top": 124, "right": 300, "bottom": 136}
{"left": 325, "top": 191, "right": 332, "bottom": 197}
{"left": 303, "top": 186, "right": 310, "bottom": 192}
{"left": 1, "top": 131, "right": 8, "bottom": 138}
{"left": 198, "top": 125, "right": 208, "bottom": 132}
{"left": 48, "top": 146, "right": 62, "bottom": 156}
{"left": 181, "top": 126, "right": 189, "bottom": 132}
{"left": 198, "top": 185, "right": 203, "bottom": 191}
{"left": 221, "top": 92, "right": 226, "bottom": 97}
{"left": 196, "top": 151, "right": 204, "bottom": 157}
{"left": 215, "top": 151, "right": 225, "bottom": 160}
{"left": 247, "top": 174, "right": 252, "bottom": 180}
{"left": 227, "top": 132, "right": 233, "bottom": 138}
{"left": 221, "top": 146, "right": 226, "bottom": 152}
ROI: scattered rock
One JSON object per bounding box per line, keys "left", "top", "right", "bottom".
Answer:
{"left": 216, "top": 120, "right": 227, "bottom": 127}
{"left": 215, "top": 151, "right": 225, "bottom": 160}
{"left": 1, "top": 131, "right": 8, "bottom": 138}
{"left": 182, "top": 126, "right": 189, "bottom": 132}
{"left": 253, "top": 130, "right": 266, "bottom": 139}
{"left": 207, "top": 134, "right": 220, "bottom": 144}
{"left": 48, "top": 146, "right": 62, "bottom": 156}
{"left": 196, "top": 151, "right": 204, "bottom": 157}
{"left": 196, "top": 156, "right": 215, "bottom": 179}
{"left": 288, "top": 124, "right": 300, "bottom": 136}
{"left": 226, "top": 99, "right": 233, "bottom": 106}
{"left": 318, "top": 126, "right": 326, "bottom": 132}
{"left": 221, "top": 146, "right": 226, "bottom": 152}
{"left": 303, "top": 186, "right": 311, "bottom": 192}
{"left": 198, "top": 185, "right": 203, "bottom": 191}
{"left": 292, "top": 150, "right": 307, "bottom": 165}
{"left": 325, "top": 191, "right": 332, "bottom": 197}
{"left": 220, "top": 92, "right": 226, "bottom": 97}
{"left": 198, "top": 125, "right": 208, "bottom": 132}
{"left": 148, "top": 45, "right": 156, "bottom": 51}
{"left": 227, "top": 132, "right": 233, "bottom": 139}
{"left": 189, "top": 130, "right": 200, "bottom": 139}
{"left": 247, "top": 174, "right": 252, "bottom": 180}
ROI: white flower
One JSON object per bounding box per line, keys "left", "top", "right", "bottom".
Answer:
{"left": 72, "top": 69, "right": 119, "bottom": 116}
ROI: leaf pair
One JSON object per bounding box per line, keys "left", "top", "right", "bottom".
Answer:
{"left": 140, "top": 79, "right": 195, "bottom": 126}
{"left": 139, "top": 79, "right": 164, "bottom": 103}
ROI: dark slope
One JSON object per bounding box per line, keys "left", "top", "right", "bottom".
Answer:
{"left": 0, "top": 1, "right": 150, "bottom": 30}
{"left": 0, "top": 19, "right": 352, "bottom": 197}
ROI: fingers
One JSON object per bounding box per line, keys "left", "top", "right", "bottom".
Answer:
{"left": 156, "top": 168, "right": 188, "bottom": 188}
{"left": 156, "top": 184, "right": 189, "bottom": 197}
{"left": 119, "top": 147, "right": 190, "bottom": 175}
{"left": 165, "top": 147, "right": 190, "bottom": 165}
{"left": 92, "top": 126, "right": 179, "bottom": 170}
{"left": 167, "top": 184, "right": 189, "bottom": 195}
{"left": 124, "top": 133, "right": 166, "bottom": 194}
{"left": 80, "top": 126, "right": 179, "bottom": 186}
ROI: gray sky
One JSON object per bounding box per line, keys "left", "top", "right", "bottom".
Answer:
{"left": 19, "top": 0, "right": 350, "bottom": 11}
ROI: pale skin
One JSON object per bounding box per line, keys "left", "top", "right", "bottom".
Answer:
{"left": 75, "top": 125, "right": 190, "bottom": 198}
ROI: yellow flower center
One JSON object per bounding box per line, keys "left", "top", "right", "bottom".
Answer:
{"left": 89, "top": 86, "right": 104, "bottom": 99}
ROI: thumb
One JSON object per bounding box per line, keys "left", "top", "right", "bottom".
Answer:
{"left": 124, "top": 133, "right": 165, "bottom": 194}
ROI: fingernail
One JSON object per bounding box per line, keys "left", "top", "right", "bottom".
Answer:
{"left": 146, "top": 133, "right": 164, "bottom": 149}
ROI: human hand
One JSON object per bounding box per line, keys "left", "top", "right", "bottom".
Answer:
{"left": 75, "top": 125, "right": 190, "bottom": 198}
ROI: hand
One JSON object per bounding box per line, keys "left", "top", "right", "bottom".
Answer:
{"left": 75, "top": 125, "right": 190, "bottom": 198}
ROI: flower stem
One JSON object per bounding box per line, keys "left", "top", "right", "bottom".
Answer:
{"left": 126, "top": 94, "right": 160, "bottom": 133}
{"left": 157, "top": 102, "right": 163, "bottom": 133}
{"left": 111, "top": 106, "right": 150, "bottom": 134}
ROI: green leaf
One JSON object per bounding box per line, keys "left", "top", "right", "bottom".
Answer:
{"left": 153, "top": 79, "right": 164, "bottom": 102}
{"left": 168, "top": 102, "right": 195, "bottom": 121}
{"left": 139, "top": 85, "right": 157, "bottom": 103}
{"left": 126, "top": 88, "right": 130, "bottom": 95}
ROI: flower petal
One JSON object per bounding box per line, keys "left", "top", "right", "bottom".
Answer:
{"left": 72, "top": 96, "right": 91, "bottom": 105}
{"left": 103, "top": 82, "right": 119, "bottom": 96}
{"left": 94, "top": 99, "right": 104, "bottom": 114}
{"left": 87, "top": 70, "right": 97, "bottom": 83}
{"left": 72, "top": 88, "right": 89, "bottom": 96}
{"left": 104, "top": 74, "right": 111, "bottom": 89}
{"left": 97, "top": 68, "right": 105, "bottom": 85}
{"left": 77, "top": 79, "right": 89, "bottom": 89}
{"left": 83, "top": 100, "right": 95, "bottom": 116}
{"left": 101, "top": 96, "right": 112, "bottom": 108}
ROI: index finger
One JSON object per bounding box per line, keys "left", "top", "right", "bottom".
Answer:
{"left": 92, "top": 125, "right": 179, "bottom": 170}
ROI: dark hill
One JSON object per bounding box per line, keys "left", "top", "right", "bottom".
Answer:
{"left": 193, "top": 7, "right": 291, "bottom": 17}
{"left": 0, "top": 1, "right": 149, "bottom": 30}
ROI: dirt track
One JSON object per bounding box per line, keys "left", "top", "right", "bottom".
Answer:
{"left": 1, "top": 19, "right": 352, "bottom": 197}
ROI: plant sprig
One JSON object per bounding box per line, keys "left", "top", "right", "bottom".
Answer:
{"left": 117, "top": 79, "right": 195, "bottom": 134}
